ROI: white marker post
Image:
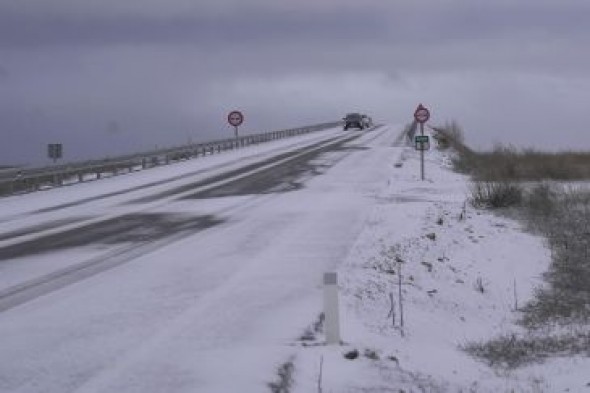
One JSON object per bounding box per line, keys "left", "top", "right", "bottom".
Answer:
{"left": 323, "top": 272, "right": 341, "bottom": 345}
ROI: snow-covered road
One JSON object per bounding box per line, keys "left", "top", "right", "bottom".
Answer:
{"left": 0, "top": 125, "right": 403, "bottom": 392}
{"left": 3, "top": 124, "right": 587, "bottom": 393}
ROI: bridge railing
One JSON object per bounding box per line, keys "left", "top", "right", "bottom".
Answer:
{"left": 0, "top": 121, "right": 343, "bottom": 197}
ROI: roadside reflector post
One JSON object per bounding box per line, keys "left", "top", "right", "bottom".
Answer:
{"left": 323, "top": 272, "right": 341, "bottom": 345}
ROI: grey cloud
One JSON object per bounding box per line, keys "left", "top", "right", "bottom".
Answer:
{"left": 404, "top": 2, "right": 590, "bottom": 41}
{"left": 1, "top": 2, "right": 589, "bottom": 49}
{"left": 1, "top": 0, "right": 590, "bottom": 166}
{"left": 0, "top": 7, "right": 389, "bottom": 48}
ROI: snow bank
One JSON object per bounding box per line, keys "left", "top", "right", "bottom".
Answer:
{"left": 291, "top": 135, "right": 590, "bottom": 392}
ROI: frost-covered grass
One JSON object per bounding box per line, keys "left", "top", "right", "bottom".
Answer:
{"left": 289, "top": 136, "right": 586, "bottom": 392}
{"left": 464, "top": 330, "right": 590, "bottom": 369}
{"left": 470, "top": 180, "right": 523, "bottom": 208}
{"left": 290, "top": 133, "right": 590, "bottom": 392}
{"left": 520, "top": 184, "right": 590, "bottom": 327}
{"left": 455, "top": 143, "right": 590, "bottom": 373}
{"left": 454, "top": 145, "right": 590, "bottom": 181}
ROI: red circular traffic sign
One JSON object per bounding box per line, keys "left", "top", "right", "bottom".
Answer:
{"left": 228, "top": 110, "right": 244, "bottom": 127}
{"left": 414, "top": 104, "right": 430, "bottom": 124}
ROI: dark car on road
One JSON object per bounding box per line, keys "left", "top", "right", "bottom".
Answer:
{"left": 343, "top": 113, "right": 364, "bottom": 130}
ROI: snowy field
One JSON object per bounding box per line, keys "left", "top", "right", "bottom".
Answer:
{"left": 0, "top": 124, "right": 588, "bottom": 392}
{"left": 289, "top": 133, "right": 590, "bottom": 392}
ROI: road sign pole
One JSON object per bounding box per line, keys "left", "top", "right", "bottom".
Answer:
{"left": 413, "top": 104, "right": 430, "bottom": 182}
{"left": 420, "top": 122, "right": 425, "bottom": 181}
{"left": 228, "top": 110, "right": 244, "bottom": 139}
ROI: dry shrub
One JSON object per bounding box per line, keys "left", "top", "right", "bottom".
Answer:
{"left": 520, "top": 185, "right": 590, "bottom": 327}
{"left": 459, "top": 145, "right": 590, "bottom": 181}
{"left": 465, "top": 331, "right": 590, "bottom": 368}
{"left": 470, "top": 180, "right": 523, "bottom": 208}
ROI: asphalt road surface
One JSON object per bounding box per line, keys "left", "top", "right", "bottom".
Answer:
{"left": 0, "top": 125, "right": 403, "bottom": 393}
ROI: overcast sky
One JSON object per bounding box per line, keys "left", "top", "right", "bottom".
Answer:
{"left": 1, "top": 0, "right": 589, "bottom": 166}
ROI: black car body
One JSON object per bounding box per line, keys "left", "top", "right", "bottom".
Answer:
{"left": 343, "top": 113, "right": 364, "bottom": 130}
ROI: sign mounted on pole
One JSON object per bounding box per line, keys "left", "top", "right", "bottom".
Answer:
{"left": 227, "top": 110, "right": 244, "bottom": 139}
{"left": 415, "top": 135, "right": 430, "bottom": 151}
{"left": 412, "top": 103, "right": 430, "bottom": 181}
{"left": 413, "top": 104, "right": 430, "bottom": 124}
{"left": 48, "top": 143, "right": 63, "bottom": 163}
{"left": 227, "top": 111, "right": 244, "bottom": 127}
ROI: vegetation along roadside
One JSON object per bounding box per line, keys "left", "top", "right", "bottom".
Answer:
{"left": 434, "top": 122, "right": 590, "bottom": 368}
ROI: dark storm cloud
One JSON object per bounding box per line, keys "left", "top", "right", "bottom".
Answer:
{"left": 0, "top": 7, "right": 388, "bottom": 48}
{"left": 396, "top": 2, "right": 590, "bottom": 42}
{"left": 1, "top": 0, "right": 590, "bottom": 166}
{"left": 1, "top": 2, "right": 589, "bottom": 48}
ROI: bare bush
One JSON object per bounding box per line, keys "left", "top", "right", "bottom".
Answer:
{"left": 432, "top": 121, "right": 474, "bottom": 161}
{"left": 523, "top": 183, "right": 556, "bottom": 225}
{"left": 464, "top": 331, "right": 590, "bottom": 368}
{"left": 518, "top": 185, "right": 590, "bottom": 327}
{"left": 474, "top": 277, "right": 486, "bottom": 293}
{"left": 470, "top": 181, "right": 523, "bottom": 208}
{"left": 268, "top": 359, "right": 295, "bottom": 393}
{"left": 441, "top": 120, "right": 465, "bottom": 144}
{"left": 454, "top": 132, "right": 590, "bottom": 368}
{"left": 457, "top": 145, "right": 590, "bottom": 181}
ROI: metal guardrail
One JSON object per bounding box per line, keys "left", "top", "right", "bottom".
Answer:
{"left": 0, "top": 121, "right": 343, "bottom": 197}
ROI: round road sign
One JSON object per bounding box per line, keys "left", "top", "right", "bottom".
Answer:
{"left": 228, "top": 110, "right": 244, "bottom": 127}
{"left": 414, "top": 104, "right": 430, "bottom": 124}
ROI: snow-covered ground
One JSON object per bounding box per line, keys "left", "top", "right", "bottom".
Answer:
{"left": 0, "top": 124, "right": 588, "bottom": 392}
{"left": 290, "top": 132, "right": 590, "bottom": 392}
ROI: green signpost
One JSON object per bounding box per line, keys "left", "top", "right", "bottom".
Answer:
{"left": 413, "top": 104, "right": 431, "bottom": 181}
{"left": 415, "top": 135, "right": 430, "bottom": 151}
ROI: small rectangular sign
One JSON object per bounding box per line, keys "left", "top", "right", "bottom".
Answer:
{"left": 415, "top": 135, "right": 430, "bottom": 151}
{"left": 48, "top": 143, "right": 63, "bottom": 160}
